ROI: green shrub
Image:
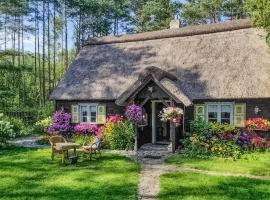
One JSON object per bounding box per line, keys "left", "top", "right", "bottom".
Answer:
{"left": 190, "top": 118, "right": 209, "bottom": 135}
{"left": 209, "top": 122, "right": 237, "bottom": 135}
{"left": 102, "top": 121, "right": 134, "bottom": 150}
{"left": 182, "top": 133, "right": 241, "bottom": 159}
{"left": 5, "top": 117, "right": 33, "bottom": 137}
{"left": 36, "top": 103, "right": 54, "bottom": 120}
{"left": 72, "top": 134, "right": 94, "bottom": 145}
{"left": 33, "top": 117, "right": 52, "bottom": 134}
{"left": 184, "top": 120, "right": 241, "bottom": 159}
{"left": 0, "top": 120, "right": 15, "bottom": 146}
{"left": 110, "top": 121, "right": 134, "bottom": 150}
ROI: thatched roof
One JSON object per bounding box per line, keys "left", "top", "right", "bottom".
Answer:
{"left": 115, "top": 66, "right": 192, "bottom": 106}
{"left": 50, "top": 19, "right": 270, "bottom": 102}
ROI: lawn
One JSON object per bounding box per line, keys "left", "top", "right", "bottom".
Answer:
{"left": 159, "top": 172, "right": 270, "bottom": 200}
{"left": 165, "top": 151, "right": 270, "bottom": 176}
{"left": 0, "top": 147, "right": 139, "bottom": 200}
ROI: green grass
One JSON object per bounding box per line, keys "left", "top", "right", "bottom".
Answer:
{"left": 0, "top": 147, "right": 139, "bottom": 200}
{"left": 159, "top": 172, "right": 270, "bottom": 200}
{"left": 165, "top": 151, "right": 270, "bottom": 176}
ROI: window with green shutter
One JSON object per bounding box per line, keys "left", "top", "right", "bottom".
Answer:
{"left": 194, "top": 104, "right": 205, "bottom": 120}
{"left": 97, "top": 105, "right": 106, "bottom": 124}
{"left": 234, "top": 103, "right": 246, "bottom": 127}
{"left": 71, "top": 105, "right": 79, "bottom": 123}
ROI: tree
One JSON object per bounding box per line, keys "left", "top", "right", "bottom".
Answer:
{"left": 181, "top": 0, "right": 224, "bottom": 25}
{"left": 246, "top": 0, "right": 270, "bottom": 46}
{"left": 129, "top": 0, "right": 176, "bottom": 32}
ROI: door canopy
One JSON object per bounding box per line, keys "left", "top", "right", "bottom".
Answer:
{"left": 115, "top": 66, "right": 192, "bottom": 106}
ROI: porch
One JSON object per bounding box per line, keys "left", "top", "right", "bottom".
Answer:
{"left": 115, "top": 66, "right": 193, "bottom": 153}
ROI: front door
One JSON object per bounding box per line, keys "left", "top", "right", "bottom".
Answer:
{"left": 156, "top": 103, "right": 170, "bottom": 142}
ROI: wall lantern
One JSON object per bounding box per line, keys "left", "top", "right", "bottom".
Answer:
{"left": 254, "top": 106, "right": 261, "bottom": 115}
{"left": 138, "top": 108, "right": 148, "bottom": 130}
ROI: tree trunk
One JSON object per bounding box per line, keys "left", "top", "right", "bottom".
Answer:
{"left": 64, "top": 0, "right": 68, "bottom": 69}
{"left": 47, "top": 0, "right": 51, "bottom": 94}
{"left": 42, "top": 0, "right": 46, "bottom": 104}
{"left": 53, "top": 0, "right": 56, "bottom": 88}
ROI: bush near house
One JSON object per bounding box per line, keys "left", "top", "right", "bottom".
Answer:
{"left": 0, "top": 114, "right": 15, "bottom": 147}
{"left": 0, "top": 113, "right": 33, "bottom": 138}
{"left": 183, "top": 118, "right": 270, "bottom": 159}
{"left": 33, "top": 117, "right": 52, "bottom": 134}
{"left": 101, "top": 115, "right": 134, "bottom": 150}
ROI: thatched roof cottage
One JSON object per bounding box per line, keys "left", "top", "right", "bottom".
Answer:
{"left": 50, "top": 19, "right": 270, "bottom": 150}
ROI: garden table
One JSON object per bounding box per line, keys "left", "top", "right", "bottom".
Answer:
{"left": 55, "top": 142, "right": 80, "bottom": 164}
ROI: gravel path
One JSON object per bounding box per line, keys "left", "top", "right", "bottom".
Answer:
{"left": 12, "top": 135, "right": 49, "bottom": 148}
{"left": 136, "top": 143, "right": 172, "bottom": 200}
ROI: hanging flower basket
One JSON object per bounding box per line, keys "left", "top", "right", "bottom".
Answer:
{"left": 159, "top": 106, "right": 183, "bottom": 125}
{"left": 125, "top": 104, "right": 143, "bottom": 124}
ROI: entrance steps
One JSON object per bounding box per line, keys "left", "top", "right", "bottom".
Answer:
{"left": 137, "top": 143, "right": 172, "bottom": 164}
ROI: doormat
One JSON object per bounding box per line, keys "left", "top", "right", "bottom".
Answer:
{"left": 144, "top": 155, "right": 162, "bottom": 159}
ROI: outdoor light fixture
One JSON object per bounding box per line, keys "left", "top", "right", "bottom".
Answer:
{"left": 254, "top": 106, "right": 261, "bottom": 115}
{"left": 138, "top": 108, "right": 148, "bottom": 130}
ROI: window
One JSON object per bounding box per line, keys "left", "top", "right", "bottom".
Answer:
{"left": 207, "top": 103, "right": 233, "bottom": 124}
{"left": 79, "top": 104, "right": 97, "bottom": 123}
{"left": 208, "top": 105, "right": 218, "bottom": 123}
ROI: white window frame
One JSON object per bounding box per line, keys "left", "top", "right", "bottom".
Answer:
{"left": 206, "top": 102, "right": 233, "bottom": 125}
{"left": 79, "top": 103, "right": 98, "bottom": 124}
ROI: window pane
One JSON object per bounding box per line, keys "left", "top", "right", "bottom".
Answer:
{"left": 90, "top": 106, "right": 97, "bottom": 123}
{"left": 81, "top": 106, "right": 88, "bottom": 122}
{"left": 208, "top": 105, "right": 217, "bottom": 121}
{"left": 209, "top": 118, "right": 218, "bottom": 123}
{"left": 221, "top": 119, "right": 230, "bottom": 124}
{"left": 221, "top": 105, "right": 231, "bottom": 124}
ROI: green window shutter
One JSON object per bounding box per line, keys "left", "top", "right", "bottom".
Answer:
{"left": 194, "top": 104, "right": 205, "bottom": 120}
{"left": 234, "top": 103, "right": 246, "bottom": 127}
{"left": 97, "top": 105, "right": 106, "bottom": 124}
{"left": 71, "top": 105, "right": 79, "bottom": 123}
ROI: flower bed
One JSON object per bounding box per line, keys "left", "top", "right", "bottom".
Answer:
{"left": 73, "top": 124, "right": 98, "bottom": 135}
{"left": 183, "top": 118, "right": 270, "bottom": 159}
{"left": 245, "top": 118, "right": 270, "bottom": 131}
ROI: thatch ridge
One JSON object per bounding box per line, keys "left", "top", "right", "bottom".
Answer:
{"left": 86, "top": 19, "right": 251, "bottom": 45}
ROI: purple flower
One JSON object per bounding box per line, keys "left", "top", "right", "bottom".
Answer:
{"left": 47, "top": 109, "right": 72, "bottom": 135}
{"left": 125, "top": 104, "right": 143, "bottom": 123}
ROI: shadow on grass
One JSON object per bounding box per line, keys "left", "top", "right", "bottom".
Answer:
{"left": 159, "top": 172, "right": 270, "bottom": 200}
{"left": 0, "top": 147, "right": 139, "bottom": 200}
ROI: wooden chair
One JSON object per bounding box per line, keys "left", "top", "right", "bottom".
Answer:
{"left": 49, "top": 136, "right": 67, "bottom": 161}
{"left": 80, "top": 137, "right": 101, "bottom": 160}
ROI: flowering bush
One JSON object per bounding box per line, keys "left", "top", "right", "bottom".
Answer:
{"left": 73, "top": 123, "right": 98, "bottom": 135}
{"left": 47, "top": 109, "right": 72, "bottom": 135}
{"left": 125, "top": 104, "right": 143, "bottom": 123}
{"left": 34, "top": 117, "right": 52, "bottom": 134}
{"left": 159, "top": 107, "right": 183, "bottom": 123}
{"left": 245, "top": 118, "right": 270, "bottom": 130}
{"left": 0, "top": 120, "right": 15, "bottom": 147}
{"left": 184, "top": 119, "right": 270, "bottom": 159}
{"left": 106, "top": 114, "right": 123, "bottom": 124}
{"left": 183, "top": 130, "right": 241, "bottom": 159}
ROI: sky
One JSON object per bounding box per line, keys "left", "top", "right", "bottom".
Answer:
{"left": 0, "top": 0, "right": 186, "bottom": 53}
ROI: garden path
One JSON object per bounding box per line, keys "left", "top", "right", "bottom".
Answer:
{"left": 12, "top": 134, "right": 49, "bottom": 148}
{"left": 133, "top": 143, "right": 270, "bottom": 200}
{"left": 136, "top": 143, "right": 172, "bottom": 200}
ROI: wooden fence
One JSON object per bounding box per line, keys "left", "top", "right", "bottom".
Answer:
{"left": 4, "top": 111, "right": 36, "bottom": 123}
